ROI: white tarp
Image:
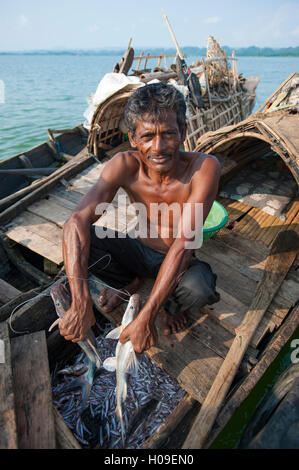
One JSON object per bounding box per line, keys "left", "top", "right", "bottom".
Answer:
{"left": 83, "top": 73, "right": 144, "bottom": 130}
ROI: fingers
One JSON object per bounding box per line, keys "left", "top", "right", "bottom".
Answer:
{"left": 119, "top": 331, "right": 128, "bottom": 345}
{"left": 59, "top": 320, "right": 87, "bottom": 343}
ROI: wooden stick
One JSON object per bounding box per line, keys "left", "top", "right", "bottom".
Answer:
{"left": 162, "top": 9, "right": 184, "bottom": 60}
{"left": 135, "top": 51, "right": 144, "bottom": 71}
{"left": 133, "top": 54, "right": 176, "bottom": 61}
{"left": 255, "top": 72, "right": 296, "bottom": 113}
{"left": 183, "top": 228, "right": 299, "bottom": 449}
{"left": 0, "top": 168, "right": 57, "bottom": 176}
{"left": 202, "top": 58, "right": 212, "bottom": 108}
{"left": 0, "top": 322, "right": 18, "bottom": 449}
{"left": 144, "top": 52, "right": 150, "bottom": 69}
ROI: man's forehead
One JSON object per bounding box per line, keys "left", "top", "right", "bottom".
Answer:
{"left": 135, "top": 110, "right": 179, "bottom": 132}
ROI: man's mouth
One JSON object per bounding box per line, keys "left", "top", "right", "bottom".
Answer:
{"left": 149, "top": 154, "right": 172, "bottom": 164}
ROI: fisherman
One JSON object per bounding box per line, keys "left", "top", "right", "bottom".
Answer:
{"left": 60, "top": 82, "right": 221, "bottom": 354}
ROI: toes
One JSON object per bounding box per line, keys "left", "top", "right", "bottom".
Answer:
{"left": 99, "top": 293, "right": 107, "bottom": 306}
{"left": 163, "top": 326, "right": 171, "bottom": 336}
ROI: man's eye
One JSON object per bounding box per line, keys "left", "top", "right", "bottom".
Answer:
{"left": 142, "top": 134, "right": 153, "bottom": 140}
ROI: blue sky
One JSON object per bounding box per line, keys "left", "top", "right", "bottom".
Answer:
{"left": 1, "top": 0, "right": 299, "bottom": 51}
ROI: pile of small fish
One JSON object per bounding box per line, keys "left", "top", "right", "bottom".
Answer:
{"left": 51, "top": 320, "right": 186, "bottom": 449}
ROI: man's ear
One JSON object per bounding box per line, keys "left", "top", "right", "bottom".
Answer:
{"left": 128, "top": 131, "right": 137, "bottom": 148}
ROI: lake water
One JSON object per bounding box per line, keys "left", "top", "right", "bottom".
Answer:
{"left": 0, "top": 54, "right": 298, "bottom": 161}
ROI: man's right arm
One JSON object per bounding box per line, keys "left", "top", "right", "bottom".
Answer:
{"left": 59, "top": 153, "right": 131, "bottom": 342}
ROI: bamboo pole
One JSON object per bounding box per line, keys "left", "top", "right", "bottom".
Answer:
{"left": 255, "top": 72, "right": 296, "bottom": 113}
{"left": 162, "top": 9, "right": 184, "bottom": 60}
{"left": 135, "top": 51, "right": 144, "bottom": 71}
{"left": 183, "top": 229, "right": 298, "bottom": 449}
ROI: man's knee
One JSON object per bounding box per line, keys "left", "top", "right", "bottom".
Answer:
{"left": 175, "top": 262, "right": 220, "bottom": 307}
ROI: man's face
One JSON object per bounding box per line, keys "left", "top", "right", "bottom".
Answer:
{"left": 128, "top": 110, "right": 186, "bottom": 174}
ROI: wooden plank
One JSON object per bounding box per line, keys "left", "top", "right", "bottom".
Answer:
{"left": 214, "top": 227, "right": 270, "bottom": 262}
{"left": 0, "top": 279, "right": 21, "bottom": 304}
{"left": 6, "top": 224, "right": 62, "bottom": 265}
{"left": 217, "top": 197, "right": 252, "bottom": 224}
{"left": 27, "top": 199, "right": 73, "bottom": 228}
{"left": 11, "top": 330, "right": 56, "bottom": 449}
{"left": 0, "top": 322, "right": 18, "bottom": 449}
{"left": 6, "top": 211, "right": 63, "bottom": 247}
{"left": 183, "top": 229, "right": 298, "bottom": 449}
{"left": 201, "top": 237, "right": 299, "bottom": 305}
{"left": 51, "top": 186, "right": 84, "bottom": 208}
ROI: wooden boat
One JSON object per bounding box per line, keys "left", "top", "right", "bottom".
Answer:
{"left": 0, "top": 75, "right": 298, "bottom": 449}
{"left": 0, "top": 125, "right": 89, "bottom": 212}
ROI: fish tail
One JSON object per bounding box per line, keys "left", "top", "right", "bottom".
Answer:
{"left": 116, "top": 403, "right": 125, "bottom": 447}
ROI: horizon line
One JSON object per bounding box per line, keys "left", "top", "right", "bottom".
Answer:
{"left": 0, "top": 44, "right": 299, "bottom": 54}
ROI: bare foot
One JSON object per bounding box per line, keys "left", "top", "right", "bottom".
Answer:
{"left": 99, "top": 277, "right": 143, "bottom": 313}
{"left": 161, "top": 308, "right": 188, "bottom": 336}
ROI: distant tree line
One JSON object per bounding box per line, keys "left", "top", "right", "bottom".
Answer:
{"left": 1, "top": 46, "right": 299, "bottom": 56}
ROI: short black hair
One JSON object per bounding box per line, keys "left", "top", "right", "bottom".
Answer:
{"left": 124, "top": 82, "right": 186, "bottom": 135}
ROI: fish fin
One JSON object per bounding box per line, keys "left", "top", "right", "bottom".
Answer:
{"left": 48, "top": 318, "right": 60, "bottom": 332}
{"left": 122, "top": 379, "right": 128, "bottom": 403}
{"left": 127, "top": 350, "right": 139, "bottom": 377}
{"left": 105, "top": 326, "right": 122, "bottom": 340}
{"left": 103, "top": 357, "right": 117, "bottom": 372}
{"left": 86, "top": 336, "right": 102, "bottom": 368}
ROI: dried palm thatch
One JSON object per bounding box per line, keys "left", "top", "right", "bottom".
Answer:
{"left": 205, "top": 36, "right": 233, "bottom": 89}
{"left": 194, "top": 109, "right": 299, "bottom": 185}
{"left": 87, "top": 87, "right": 138, "bottom": 158}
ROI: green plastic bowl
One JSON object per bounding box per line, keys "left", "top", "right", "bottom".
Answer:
{"left": 202, "top": 201, "right": 228, "bottom": 241}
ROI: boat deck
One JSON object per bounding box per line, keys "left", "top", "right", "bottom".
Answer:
{"left": 3, "top": 154, "right": 299, "bottom": 404}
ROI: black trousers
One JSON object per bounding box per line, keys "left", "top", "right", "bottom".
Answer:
{"left": 88, "top": 227, "right": 220, "bottom": 315}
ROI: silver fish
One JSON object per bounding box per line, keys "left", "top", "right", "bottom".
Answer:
{"left": 103, "top": 294, "right": 141, "bottom": 446}
{"left": 58, "top": 363, "right": 88, "bottom": 377}
{"left": 49, "top": 283, "right": 102, "bottom": 408}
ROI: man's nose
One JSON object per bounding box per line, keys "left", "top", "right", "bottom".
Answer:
{"left": 152, "top": 134, "right": 165, "bottom": 153}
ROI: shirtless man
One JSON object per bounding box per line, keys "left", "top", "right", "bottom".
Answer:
{"left": 60, "top": 82, "right": 221, "bottom": 354}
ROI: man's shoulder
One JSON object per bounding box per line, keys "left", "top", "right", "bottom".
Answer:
{"left": 104, "top": 149, "right": 140, "bottom": 173}
{"left": 182, "top": 151, "right": 220, "bottom": 173}
{"left": 110, "top": 149, "right": 140, "bottom": 166}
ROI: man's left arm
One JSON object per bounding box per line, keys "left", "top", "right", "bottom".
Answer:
{"left": 120, "top": 155, "right": 221, "bottom": 353}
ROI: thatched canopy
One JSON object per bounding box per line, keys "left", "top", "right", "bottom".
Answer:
{"left": 195, "top": 110, "right": 299, "bottom": 185}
